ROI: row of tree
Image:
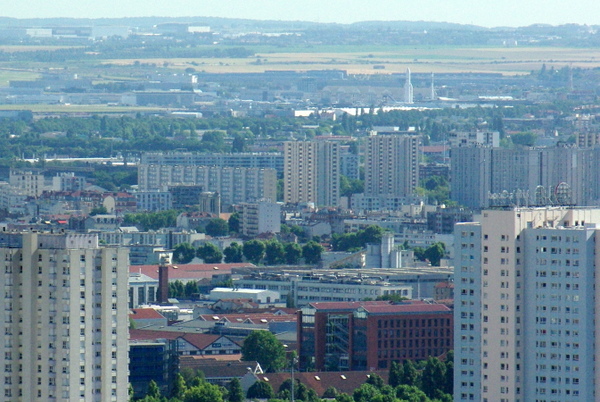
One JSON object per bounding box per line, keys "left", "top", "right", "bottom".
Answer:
{"left": 173, "top": 239, "right": 324, "bottom": 266}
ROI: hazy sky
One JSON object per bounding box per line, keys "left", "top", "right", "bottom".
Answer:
{"left": 3, "top": 0, "right": 600, "bottom": 28}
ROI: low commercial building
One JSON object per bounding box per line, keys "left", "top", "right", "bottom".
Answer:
{"left": 209, "top": 287, "right": 281, "bottom": 304}
{"left": 236, "top": 271, "right": 413, "bottom": 307}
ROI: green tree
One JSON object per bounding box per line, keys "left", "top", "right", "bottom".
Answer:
{"left": 401, "top": 360, "right": 420, "bottom": 387}
{"left": 302, "top": 241, "right": 324, "bottom": 264}
{"left": 182, "top": 382, "right": 224, "bottom": 402}
{"left": 284, "top": 242, "right": 303, "bottom": 265}
{"left": 205, "top": 218, "right": 229, "bottom": 237}
{"left": 147, "top": 380, "right": 161, "bottom": 398}
{"left": 444, "top": 351, "right": 454, "bottom": 395}
{"left": 223, "top": 242, "right": 244, "bottom": 263}
{"left": 366, "top": 373, "right": 385, "bottom": 389}
{"left": 241, "top": 331, "right": 287, "bottom": 372}
{"left": 169, "top": 280, "right": 186, "bottom": 299}
{"left": 353, "top": 383, "right": 381, "bottom": 402}
{"left": 243, "top": 240, "right": 265, "bottom": 264}
{"left": 197, "top": 243, "right": 223, "bottom": 263}
{"left": 424, "top": 242, "right": 446, "bottom": 266}
{"left": 421, "top": 357, "right": 446, "bottom": 398}
{"left": 389, "top": 361, "right": 402, "bottom": 387}
{"left": 322, "top": 386, "right": 339, "bottom": 398}
{"left": 228, "top": 213, "right": 240, "bottom": 234}
{"left": 335, "top": 393, "right": 354, "bottom": 402}
{"left": 201, "top": 130, "right": 227, "bottom": 152}
{"left": 171, "top": 373, "right": 187, "bottom": 399}
{"left": 173, "top": 243, "right": 196, "bottom": 264}
{"left": 227, "top": 378, "right": 244, "bottom": 402}
{"left": 90, "top": 206, "right": 108, "bottom": 216}
{"left": 265, "top": 240, "right": 286, "bottom": 265}
{"left": 511, "top": 131, "right": 537, "bottom": 147}
{"left": 246, "top": 380, "right": 274, "bottom": 399}
{"left": 231, "top": 133, "right": 247, "bottom": 153}
{"left": 394, "top": 384, "right": 429, "bottom": 402}
{"left": 184, "top": 281, "right": 199, "bottom": 299}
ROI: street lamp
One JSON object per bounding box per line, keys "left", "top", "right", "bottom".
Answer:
{"left": 284, "top": 344, "right": 298, "bottom": 402}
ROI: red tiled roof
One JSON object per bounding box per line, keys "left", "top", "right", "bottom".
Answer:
{"left": 256, "top": 370, "right": 389, "bottom": 397}
{"left": 130, "top": 308, "right": 165, "bottom": 320}
{"left": 129, "top": 329, "right": 180, "bottom": 341}
{"left": 129, "top": 262, "right": 255, "bottom": 280}
{"left": 309, "top": 301, "right": 391, "bottom": 311}
{"left": 362, "top": 303, "right": 451, "bottom": 314}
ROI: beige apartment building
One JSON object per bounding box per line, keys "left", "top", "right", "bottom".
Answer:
{"left": 0, "top": 232, "right": 129, "bottom": 401}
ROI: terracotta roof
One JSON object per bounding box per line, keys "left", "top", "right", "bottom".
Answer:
{"left": 129, "top": 329, "right": 180, "bottom": 341}
{"left": 129, "top": 262, "right": 255, "bottom": 281}
{"left": 362, "top": 303, "right": 452, "bottom": 314}
{"left": 256, "top": 370, "right": 389, "bottom": 397}
{"left": 309, "top": 301, "right": 391, "bottom": 311}
{"left": 129, "top": 308, "right": 166, "bottom": 320}
{"left": 180, "top": 356, "right": 255, "bottom": 378}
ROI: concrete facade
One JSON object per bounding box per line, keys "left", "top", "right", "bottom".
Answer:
{"left": 0, "top": 232, "right": 129, "bottom": 401}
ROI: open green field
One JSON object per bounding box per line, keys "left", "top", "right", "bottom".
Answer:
{"left": 0, "top": 69, "right": 41, "bottom": 86}
{"left": 102, "top": 46, "right": 600, "bottom": 76}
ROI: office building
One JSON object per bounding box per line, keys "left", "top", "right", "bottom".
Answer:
{"left": 0, "top": 231, "right": 129, "bottom": 401}
{"left": 284, "top": 140, "right": 340, "bottom": 207}
{"left": 364, "top": 133, "right": 419, "bottom": 198}
{"left": 454, "top": 207, "right": 600, "bottom": 401}
{"left": 298, "top": 300, "right": 452, "bottom": 371}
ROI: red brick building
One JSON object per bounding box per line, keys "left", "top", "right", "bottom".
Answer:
{"left": 298, "top": 300, "right": 453, "bottom": 371}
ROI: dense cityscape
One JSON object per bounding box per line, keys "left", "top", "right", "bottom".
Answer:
{"left": 0, "top": 11, "right": 599, "bottom": 402}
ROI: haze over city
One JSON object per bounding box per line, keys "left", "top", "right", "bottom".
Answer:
{"left": 3, "top": 0, "right": 600, "bottom": 27}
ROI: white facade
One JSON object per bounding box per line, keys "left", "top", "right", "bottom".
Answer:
{"left": 238, "top": 200, "right": 281, "bottom": 237}
{"left": 0, "top": 232, "right": 129, "bottom": 401}
{"left": 209, "top": 287, "right": 281, "bottom": 304}
{"left": 138, "top": 165, "right": 277, "bottom": 208}
{"left": 135, "top": 190, "right": 173, "bottom": 211}
{"left": 9, "top": 168, "right": 46, "bottom": 197}
{"left": 455, "top": 207, "right": 600, "bottom": 402}
{"left": 51, "top": 172, "right": 85, "bottom": 192}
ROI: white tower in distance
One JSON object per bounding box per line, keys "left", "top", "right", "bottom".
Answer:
{"left": 430, "top": 72, "right": 437, "bottom": 100}
{"left": 404, "top": 68, "right": 414, "bottom": 104}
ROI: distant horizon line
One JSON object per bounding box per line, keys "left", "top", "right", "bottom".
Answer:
{"left": 0, "top": 15, "right": 594, "bottom": 30}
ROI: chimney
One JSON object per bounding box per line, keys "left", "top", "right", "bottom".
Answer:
{"left": 158, "top": 258, "right": 170, "bottom": 304}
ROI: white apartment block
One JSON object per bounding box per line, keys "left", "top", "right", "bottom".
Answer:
{"left": 237, "top": 200, "right": 281, "bottom": 237}
{"left": 364, "top": 133, "right": 419, "bottom": 197}
{"left": 451, "top": 146, "right": 600, "bottom": 209}
{"left": 448, "top": 130, "right": 500, "bottom": 148}
{"left": 0, "top": 232, "right": 129, "bottom": 401}
{"left": 135, "top": 190, "right": 173, "bottom": 211}
{"left": 284, "top": 140, "right": 340, "bottom": 207}
{"left": 137, "top": 165, "right": 277, "bottom": 208}
{"left": 9, "top": 168, "right": 46, "bottom": 197}
{"left": 455, "top": 207, "right": 600, "bottom": 402}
